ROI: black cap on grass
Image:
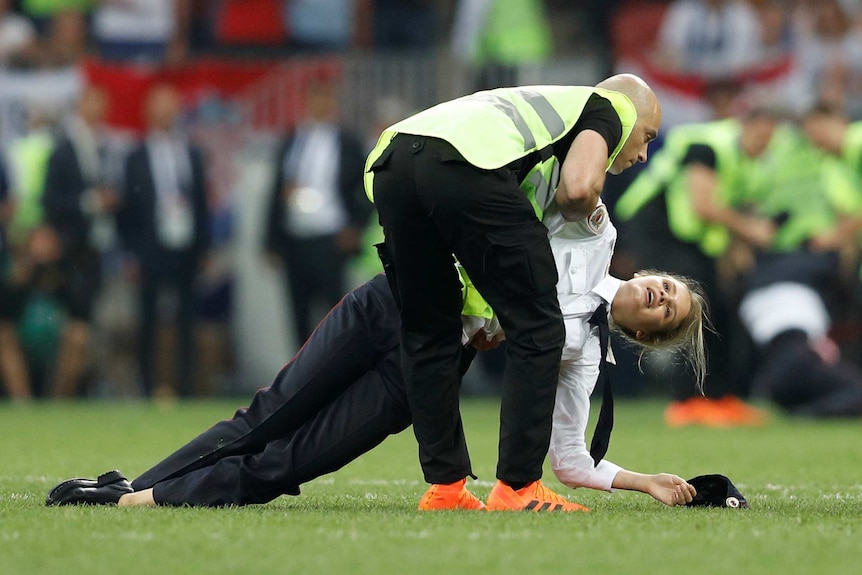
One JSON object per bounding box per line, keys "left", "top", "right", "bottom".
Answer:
{"left": 685, "top": 474, "right": 750, "bottom": 509}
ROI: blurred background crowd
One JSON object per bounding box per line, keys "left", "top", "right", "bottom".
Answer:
{"left": 1, "top": 0, "right": 862, "bottom": 426}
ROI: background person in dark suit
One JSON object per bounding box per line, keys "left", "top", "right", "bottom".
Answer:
{"left": 265, "top": 74, "right": 371, "bottom": 348}
{"left": 118, "top": 83, "right": 211, "bottom": 399}
{"left": 41, "top": 85, "right": 121, "bottom": 398}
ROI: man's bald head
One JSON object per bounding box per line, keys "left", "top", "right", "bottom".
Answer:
{"left": 596, "top": 73, "right": 660, "bottom": 118}
{"left": 595, "top": 74, "right": 663, "bottom": 174}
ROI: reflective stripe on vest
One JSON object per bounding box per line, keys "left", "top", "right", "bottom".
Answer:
{"left": 472, "top": 89, "right": 568, "bottom": 152}
{"left": 522, "top": 157, "right": 559, "bottom": 218}
{"left": 471, "top": 92, "right": 537, "bottom": 151}
{"left": 515, "top": 88, "right": 566, "bottom": 139}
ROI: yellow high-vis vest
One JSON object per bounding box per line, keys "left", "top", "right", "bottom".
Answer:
{"left": 749, "top": 126, "right": 862, "bottom": 252}
{"left": 364, "top": 86, "right": 638, "bottom": 220}
{"left": 615, "top": 119, "right": 747, "bottom": 257}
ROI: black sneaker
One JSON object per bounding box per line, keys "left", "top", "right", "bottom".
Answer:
{"left": 46, "top": 470, "right": 134, "bottom": 506}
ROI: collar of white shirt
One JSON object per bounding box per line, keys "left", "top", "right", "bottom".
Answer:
{"left": 591, "top": 276, "right": 623, "bottom": 306}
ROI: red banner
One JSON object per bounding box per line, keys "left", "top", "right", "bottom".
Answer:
{"left": 82, "top": 57, "right": 279, "bottom": 132}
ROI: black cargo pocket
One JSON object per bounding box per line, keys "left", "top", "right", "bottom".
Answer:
{"left": 485, "top": 229, "right": 558, "bottom": 300}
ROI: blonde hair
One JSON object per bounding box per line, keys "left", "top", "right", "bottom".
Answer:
{"left": 613, "top": 270, "right": 712, "bottom": 393}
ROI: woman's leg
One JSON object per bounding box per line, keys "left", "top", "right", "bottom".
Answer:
{"left": 147, "top": 366, "right": 410, "bottom": 506}
{"left": 131, "top": 276, "right": 401, "bottom": 491}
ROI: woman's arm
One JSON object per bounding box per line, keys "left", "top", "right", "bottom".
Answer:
{"left": 613, "top": 470, "right": 696, "bottom": 506}
{"left": 550, "top": 356, "right": 696, "bottom": 506}
{"left": 549, "top": 359, "right": 623, "bottom": 492}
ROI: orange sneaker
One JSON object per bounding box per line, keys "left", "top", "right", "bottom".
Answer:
{"left": 664, "top": 397, "right": 710, "bottom": 427}
{"left": 486, "top": 480, "right": 589, "bottom": 512}
{"left": 417, "top": 478, "right": 486, "bottom": 511}
{"left": 708, "top": 395, "right": 767, "bottom": 427}
{"left": 665, "top": 396, "right": 767, "bottom": 428}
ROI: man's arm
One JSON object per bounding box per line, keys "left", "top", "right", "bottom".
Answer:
{"left": 554, "top": 130, "right": 611, "bottom": 222}
{"left": 687, "top": 161, "right": 776, "bottom": 249}
{"left": 552, "top": 94, "right": 622, "bottom": 222}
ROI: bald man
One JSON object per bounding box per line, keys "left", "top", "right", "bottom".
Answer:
{"left": 364, "top": 74, "right": 661, "bottom": 511}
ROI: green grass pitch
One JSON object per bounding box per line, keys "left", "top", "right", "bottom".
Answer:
{"left": 0, "top": 398, "right": 860, "bottom": 574}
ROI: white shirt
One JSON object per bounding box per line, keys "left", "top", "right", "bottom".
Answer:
{"left": 92, "top": 0, "right": 175, "bottom": 44}
{"left": 147, "top": 132, "right": 195, "bottom": 250}
{"left": 281, "top": 122, "right": 347, "bottom": 238}
{"left": 0, "top": 13, "right": 35, "bottom": 64}
{"left": 543, "top": 202, "right": 625, "bottom": 492}
{"left": 738, "top": 282, "right": 830, "bottom": 346}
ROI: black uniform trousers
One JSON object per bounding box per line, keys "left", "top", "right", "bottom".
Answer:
{"left": 371, "top": 134, "right": 565, "bottom": 485}
{"left": 131, "top": 275, "right": 412, "bottom": 506}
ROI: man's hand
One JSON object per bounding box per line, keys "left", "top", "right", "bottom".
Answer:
{"left": 741, "top": 217, "right": 777, "bottom": 250}
{"left": 28, "top": 225, "right": 61, "bottom": 264}
{"left": 96, "top": 186, "right": 120, "bottom": 213}
{"left": 811, "top": 336, "right": 841, "bottom": 365}
{"left": 468, "top": 331, "right": 504, "bottom": 351}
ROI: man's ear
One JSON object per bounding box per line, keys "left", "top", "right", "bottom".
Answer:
{"left": 635, "top": 329, "right": 647, "bottom": 340}
{"left": 633, "top": 271, "right": 642, "bottom": 278}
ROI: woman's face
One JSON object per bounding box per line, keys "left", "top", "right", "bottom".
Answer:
{"left": 611, "top": 275, "right": 692, "bottom": 339}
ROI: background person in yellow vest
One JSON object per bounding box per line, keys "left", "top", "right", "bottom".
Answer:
{"left": 365, "top": 74, "right": 661, "bottom": 511}
{"left": 615, "top": 108, "right": 784, "bottom": 427}
{"left": 0, "top": 105, "right": 57, "bottom": 401}
{"left": 736, "top": 116, "right": 862, "bottom": 417}
{"left": 801, "top": 103, "right": 862, "bottom": 360}
{"left": 802, "top": 101, "right": 862, "bottom": 269}
{"left": 450, "top": 0, "right": 552, "bottom": 91}
{"left": 802, "top": 101, "right": 862, "bottom": 177}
